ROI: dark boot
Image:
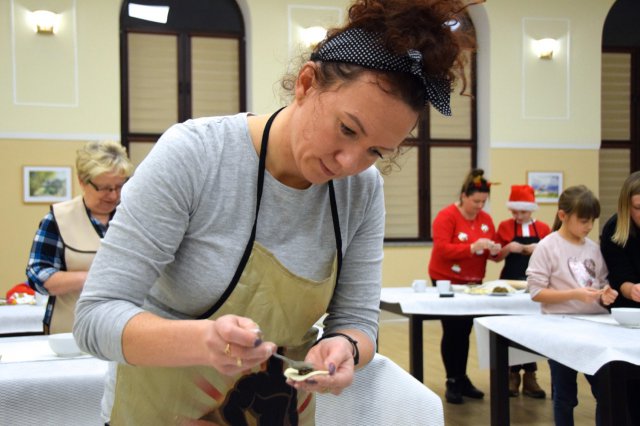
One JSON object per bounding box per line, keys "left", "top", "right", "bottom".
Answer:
{"left": 445, "top": 378, "right": 464, "bottom": 404}
{"left": 509, "top": 372, "right": 521, "bottom": 397}
{"left": 522, "top": 371, "right": 546, "bottom": 399}
{"left": 459, "top": 375, "right": 485, "bottom": 399}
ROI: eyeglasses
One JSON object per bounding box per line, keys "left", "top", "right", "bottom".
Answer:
{"left": 87, "top": 179, "right": 128, "bottom": 193}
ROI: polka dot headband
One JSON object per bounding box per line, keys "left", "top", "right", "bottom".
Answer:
{"left": 310, "top": 28, "right": 452, "bottom": 116}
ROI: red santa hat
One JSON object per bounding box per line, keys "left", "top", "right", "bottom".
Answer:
{"left": 506, "top": 185, "right": 538, "bottom": 211}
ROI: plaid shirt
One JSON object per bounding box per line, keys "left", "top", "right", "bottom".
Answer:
{"left": 26, "top": 209, "right": 108, "bottom": 294}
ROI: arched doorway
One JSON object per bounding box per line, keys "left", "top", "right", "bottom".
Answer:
{"left": 599, "top": 0, "right": 640, "bottom": 225}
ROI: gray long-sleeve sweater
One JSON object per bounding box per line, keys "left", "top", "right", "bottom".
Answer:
{"left": 74, "top": 113, "right": 385, "bottom": 364}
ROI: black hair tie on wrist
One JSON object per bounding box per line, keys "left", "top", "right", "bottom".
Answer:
{"left": 313, "top": 332, "right": 360, "bottom": 366}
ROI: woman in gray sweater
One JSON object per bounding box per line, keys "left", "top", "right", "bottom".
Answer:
{"left": 74, "top": 0, "right": 477, "bottom": 423}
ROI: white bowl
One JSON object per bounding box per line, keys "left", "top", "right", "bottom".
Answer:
{"left": 48, "top": 333, "right": 83, "bottom": 357}
{"left": 611, "top": 307, "right": 640, "bottom": 328}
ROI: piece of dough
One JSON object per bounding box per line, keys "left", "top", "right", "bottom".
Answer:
{"left": 283, "top": 367, "right": 330, "bottom": 382}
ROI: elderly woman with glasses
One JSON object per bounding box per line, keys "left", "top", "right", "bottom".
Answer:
{"left": 26, "top": 140, "right": 134, "bottom": 334}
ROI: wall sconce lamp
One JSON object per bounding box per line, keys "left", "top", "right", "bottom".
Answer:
{"left": 300, "top": 26, "right": 327, "bottom": 48}
{"left": 533, "top": 38, "right": 558, "bottom": 60}
{"left": 30, "top": 10, "right": 61, "bottom": 34}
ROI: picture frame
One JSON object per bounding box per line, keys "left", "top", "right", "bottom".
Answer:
{"left": 527, "top": 171, "right": 563, "bottom": 204}
{"left": 23, "top": 166, "right": 73, "bottom": 203}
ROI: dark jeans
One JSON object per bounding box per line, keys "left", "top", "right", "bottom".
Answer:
{"left": 440, "top": 317, "right": 473, "bottom": 379}
{"left": 548, "top": 359, "right": 601, "bottom": 426}
{"left": 510, "top": 362, "right": 538, "bottom": 373}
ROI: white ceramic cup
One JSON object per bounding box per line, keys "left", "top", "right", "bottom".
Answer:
{"left": 436, "top": 280, "right": 452, "bottom": 293}
{"left": 412, "top": 279, "right": 428, "bottom": 293}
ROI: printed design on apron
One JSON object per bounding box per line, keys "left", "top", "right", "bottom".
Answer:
{"left": 217, "top": 357, "right": 302, "bottom": 425}
{"left": 499, "top": 221, "right": 540, "bottom": 281}
{"left": 110, "top": 109, "right": 343, "bottom": 426}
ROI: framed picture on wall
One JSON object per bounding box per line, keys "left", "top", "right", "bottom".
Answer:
{"left": 23, "top": 166, "right": 73, "bottom": 203}
{"left": 527, "top": 171, "right": 563, "bottom": 204}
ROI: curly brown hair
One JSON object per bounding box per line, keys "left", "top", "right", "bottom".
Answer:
{"left": 340, "top": 0, "right": 475, "bottom": 82}
{"left": 282, "top": 0, "right": 478, "bottom": 112}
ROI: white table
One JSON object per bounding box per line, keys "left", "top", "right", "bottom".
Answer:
{"left": 1, "top": 337, "right": 442, "bottom": 425}
{"left": 0, "top": 303, "right": 46, "bottom": 336}
{"left": 475, "top": 315, "right": 640, "bottom": 426}
{"left": 317, "top": 353, "right": 444, "bottom": 426}
{"left": 0, "top": 335, "right": 108, "bottom": 425}
{"left": 380, "top": 286, "right": 540, "bottom": 381}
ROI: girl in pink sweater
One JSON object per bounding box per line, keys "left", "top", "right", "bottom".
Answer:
{"left": 526, "top": 185, "right": 618, "bottom": 426}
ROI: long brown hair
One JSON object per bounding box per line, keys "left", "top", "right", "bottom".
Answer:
{"left": 612, "top": 171, "right": 640, "bottom": 246}
{"left": 552, "top": 185, "right": 600, "bottom": 231}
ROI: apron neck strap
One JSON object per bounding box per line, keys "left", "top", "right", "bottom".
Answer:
{"left": 254, "top": 108, "right": 284, "bottom": 221}
{"left": 198, "top": 108, "right": 343, "bottom": 318}
{"left": 328, "top": 181, "right": 342, "bottom": 278}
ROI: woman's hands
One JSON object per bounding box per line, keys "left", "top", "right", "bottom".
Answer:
{"left": 286, "top": 334, "right": 356, "bottom": 396}
{"left": 621, "top": 282, "right": 640, "bottom": 302}
{"left": 206, "top": 315, "right": 277, "bottom": 376}
{"left": 123, "top": 313, "right": 364, "bottom": 395}
{"left": 471, "top": 238, "right": 501, "bottom": 256}
{"left": 121, "top": 312, "right": 276, "bottom": 371}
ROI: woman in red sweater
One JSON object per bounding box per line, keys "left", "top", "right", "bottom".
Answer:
{"left": 428, "top": 168, "right": 501, "bottom": 404}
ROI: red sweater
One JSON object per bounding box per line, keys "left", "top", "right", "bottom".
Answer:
{"left": 495, "top": 218, "right": 551, "bottom": 247}
{"left": 428, "top": 204, "right": 496, "bottom": 284}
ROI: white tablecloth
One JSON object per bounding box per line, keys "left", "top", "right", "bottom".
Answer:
{"left": 0, "top": 336, "right": 107, "bottom": 426}
{"left": 475, "top": 314, "right": 640, "bottom": 375}
{"left": 316, "top": 354, "right": 443, "bottom": 426}
{"left": 1, "top": 337, "right": 441, "bottom": 426}
{"left": 0, "top": 304, "right": 46, "bottom": 335}
{"left": 380, "top": 287, "right": 540, "bottom": 316}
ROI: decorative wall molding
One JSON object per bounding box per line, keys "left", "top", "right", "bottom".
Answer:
{"left": 11, "top": 0, "right": 79, "bottom": 107}
{"left": 521, "top": 17, "right": 571, "bottom": 120}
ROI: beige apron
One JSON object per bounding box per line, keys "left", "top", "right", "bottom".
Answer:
{"left": 110, "top": 109, "right": 343, "bottom": 426}
{"left": 48, "top": 196, "right": 101, "bottom": 334}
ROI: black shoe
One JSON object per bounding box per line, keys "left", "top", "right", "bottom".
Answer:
{"left": 459, "top": 375, "right": 485, "bottom": 399}
{"left": 445, "top": 378, "right": 464, "bottom": 404}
